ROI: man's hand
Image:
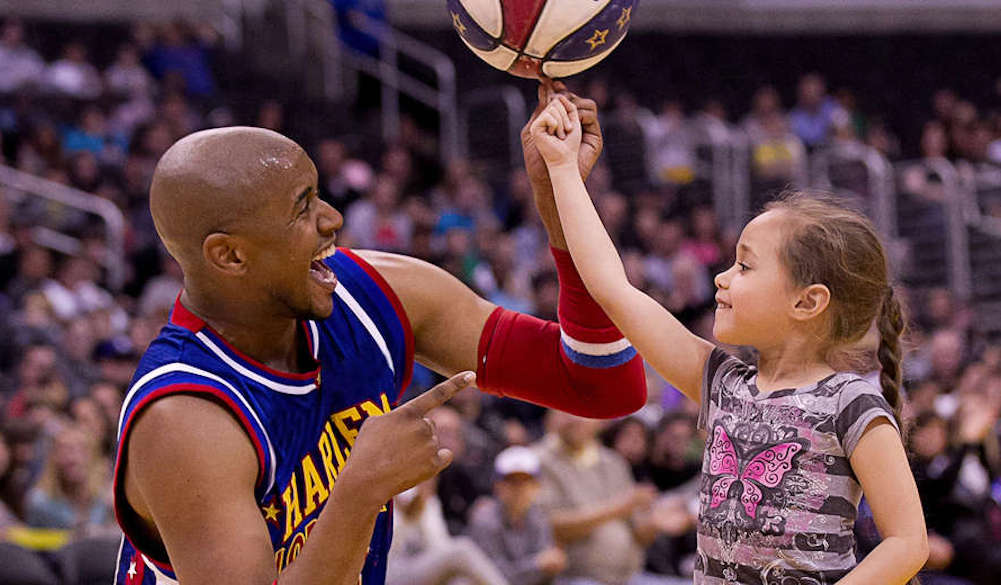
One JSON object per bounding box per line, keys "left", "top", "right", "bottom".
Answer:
{"left": 521, "top": 80, "right": 603, "bottom": 195}
{"left": 534, "top": 546, "right": 568, "bottom": 575}
{"left": 338, "top": 372, "right": 475, "bottom": 507}
{"left": 521, "top": 79, "right": 604, "bottom": 249}
{"left": 530, "top": 95, "right": 582, "bottom": 170}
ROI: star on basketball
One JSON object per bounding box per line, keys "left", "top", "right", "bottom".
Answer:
{"left": 451, "top": 12, "right": 466, "bottom": 35}
{"left": 616, "top": 7, "right": 632, "bottom": 30}
{"left": 585, "top": 28, "right": 609, "bottom": 51}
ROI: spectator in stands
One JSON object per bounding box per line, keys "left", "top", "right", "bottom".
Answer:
{"left": 789, "top": 73, "right": 845, "bottom": 149}
{"left": 343, "top": 176, "right": 413, "bottom": 251}
{"left": 16, "top": 123, "right": 64, "bottom": 176}
{"left": 40, "top": 256, "right": 114, "bottom": 322}
{"left": 0, "top": 18, "right": 44, "bottom": 95}
{"left": 468, "top": 446, "right": 568, "bottom": 585}
{"left": 105, "top": 43, "right": 154, "bottom": 98}
{"left": 141, "top": 21, "right": 217, "bottom": 98}
{"left": 60, "top": 317, "right": 98, "bottom": 398}
{"left": 646, "top": 413, "right": 700, "bottom": 493}
{"left": 137, "top": 251, "right": 183, "bottom": 319}
{"left": 24, "top": 424, "right": 113, "bottom": 536}
{"left": 428, "top": 405, "right": 490, "bottom": 536}
{"left": 315, "top": 138, "right": 369, "bottom": 211}
{"left": 43, "top": 41, "right": 102, "bottom": 100}
{"left": 257, "top": 99, "right": 285, "bottom": 133}
{"left": 332, "top": 0, "right": 387, "bottom": 57}
{"left": 4, "top": 343, "right": 67, "bottom": 421}
{"left": 603, "top": 91, "right": 651, "bottom": 193}
{"left": 645, "top": 98, "right": 695, "bottom": 187}
{"left": 680, "top": 206, "right": 723, "bottom": 272}
{"left": 602, "top": 418, "right": 652, "bottom": 483}
{"left": 388, "top": 478, "right": 509, "bottom": 585}
{"left": 689, "top": 98, "right": 731, "bottom": 147}
{"left": 0, "top": 430, "right": 21, "bottom": 532}
{"left": 536, "top": 410, "right": 675, "bottom": 585}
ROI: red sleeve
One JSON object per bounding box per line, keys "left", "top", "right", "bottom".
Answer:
{"left": 475, "top": 248, "right": 647, "bottom": 418}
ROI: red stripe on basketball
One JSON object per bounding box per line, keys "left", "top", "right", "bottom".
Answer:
{"left": 502, "top": 0, "right": 548, "bottom": 49}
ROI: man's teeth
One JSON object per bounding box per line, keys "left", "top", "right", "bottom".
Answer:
{"left": 312, "top": 245, "right": 336, "bottom": 262}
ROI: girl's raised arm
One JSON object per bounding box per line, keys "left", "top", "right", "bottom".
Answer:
{"left": 530, "top": 97, "right": 714, "bottom": 402}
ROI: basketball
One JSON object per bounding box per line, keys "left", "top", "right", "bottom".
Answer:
{"left": 446, "top": 0, "right": 637, "bottom": 79}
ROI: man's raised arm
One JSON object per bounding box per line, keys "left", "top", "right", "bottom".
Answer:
{"left": 357, "top": 82, "right": 645, "bottom": 420}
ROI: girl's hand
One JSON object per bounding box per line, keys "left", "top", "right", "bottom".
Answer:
{"left": 529, "top": 95, "right": 582, "bottom": 170}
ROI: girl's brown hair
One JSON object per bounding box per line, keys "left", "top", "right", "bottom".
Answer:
{"left": 764, "top": 191, "right": 906, "bottom": 430}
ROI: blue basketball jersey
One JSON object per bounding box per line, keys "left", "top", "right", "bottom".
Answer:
{"left": 113, "top": 249, "right": 414, "bottom": 585}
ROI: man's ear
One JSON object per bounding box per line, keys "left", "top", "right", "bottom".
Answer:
{"left": 791, "top": 283, "right": 831, "bottom": 322}
{"left": 203, "top": 232, "right": 248, "bottom": 276}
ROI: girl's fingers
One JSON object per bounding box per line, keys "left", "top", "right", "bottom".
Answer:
{"left": 547, "top": 99, "right": 566, "bottom": 139}
{"left": 557, "top": 95, "right": 577, "bottom": 131}
{"left": 556, "top": 99, "right": 572, "bottom": 139}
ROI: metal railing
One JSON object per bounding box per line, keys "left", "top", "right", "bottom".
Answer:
{"left": 341, "top": 15, "right": 458, "bottom": 162}
{"left": 810, "top": 140, "right": 896, "bottom": 238}
{"left": 0, "top": 164, "right": 126, "bottom": 291}
{"left": 280, "top": 1, "right": 458, "bottom": 161}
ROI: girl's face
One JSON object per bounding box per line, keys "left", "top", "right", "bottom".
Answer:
{"left": 713, "top": 211, "right": 802, "bottom": 347}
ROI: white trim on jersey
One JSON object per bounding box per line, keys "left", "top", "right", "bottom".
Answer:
{"left": 335, "top": 283, "right": 396, "bottom": 374}
{"left": 195, "top": 332, "right": 318, "bottom": 395}
{"left": 143, "top": 554, "right": 179, "bottom": 585}
{"left": 112, "top": 536, "right": 125, "bottom": 585}
{"left": 559, "top": 330, "right": 632, "bottom": 356}
{"left": 119, "top": 362, "right": 278, "bottom": 494}
{"left": 308, "top": 320, "right": 320, "bottom": 360}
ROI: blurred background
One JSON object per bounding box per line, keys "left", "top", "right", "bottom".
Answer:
{"left": 0, "top": 1, "right": 1000, "bottom": 584}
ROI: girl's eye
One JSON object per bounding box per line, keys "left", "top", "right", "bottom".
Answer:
{"left": 738, "top": 262, "right": 750, "bottom": 272}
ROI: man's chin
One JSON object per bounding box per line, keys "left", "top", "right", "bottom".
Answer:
{"left": 301, "top": 296, "right": 334, "bottom": 321}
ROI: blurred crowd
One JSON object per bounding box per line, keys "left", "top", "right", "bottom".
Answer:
{"left": 1, "top": 15, "right": 1001, "bottom": 585}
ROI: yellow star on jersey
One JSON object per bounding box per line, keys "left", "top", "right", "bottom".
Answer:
{"left": 451, "top": 12, "right": 466, "bottom": 35}
{"left": 616, "top": 7, "right": 632, "bottom": 30}
{"left": 585, "top": 28, "right": 609, "bottom": 51}
{"left": 263, "top": 501, "right": 280, "bottom": 523}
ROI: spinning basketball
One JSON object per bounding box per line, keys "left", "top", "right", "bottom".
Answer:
{"left": 447, "top": 0, "right": 637, "bottom": 78}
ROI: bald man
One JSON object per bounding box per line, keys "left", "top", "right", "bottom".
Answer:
{"left": 112, "top": 84, "right": 645, "bottom": 585}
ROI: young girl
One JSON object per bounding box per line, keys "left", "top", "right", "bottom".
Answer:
{"left": 530, "top": 96, "right": 928, "bottom": 584}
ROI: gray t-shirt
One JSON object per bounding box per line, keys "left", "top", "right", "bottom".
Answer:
{"left": 696, "top": 348, "right": 898, "bottom": 585}
{"left": 536, "top": 438, "right": 643, "bottom": 585}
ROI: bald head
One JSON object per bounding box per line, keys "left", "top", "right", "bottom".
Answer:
{"left": 150, "top": 126, "right": 313, "bottom": 266}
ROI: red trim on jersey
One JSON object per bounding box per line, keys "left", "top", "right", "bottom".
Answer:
{"left": 144, "top": 551, "right": 175, "bottom": 573}
{"left": 170, "top": 295, "right": 319, "bottom": 382}
{"left": 113, "top": 384, "right": 269, "bottom": 570}
{"left": 169, "top": 294, "right": 205, "bottom": 331}
{"left": 302, "top": 321, "right": 315, "bottom": 358}
{"left": 338, "top": 248, "right": 416, "bottom": 397}
{"left": 124, "top": 551, "right": 147, "bottom": 584}
{"left": 201, "top": 328, "right": 320, "bottom": 381}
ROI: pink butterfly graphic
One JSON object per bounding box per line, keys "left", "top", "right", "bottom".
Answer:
{"left": 707, "top": 425, "right": 805, "bottom": 519}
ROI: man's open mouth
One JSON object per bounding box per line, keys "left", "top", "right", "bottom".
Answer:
{"left": 310, "top": 243, "right": 338, "bottom": 290}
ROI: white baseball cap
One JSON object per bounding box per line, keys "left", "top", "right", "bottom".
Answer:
{"left": 494, "top": 446, "right": 540, "bottom": 478}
